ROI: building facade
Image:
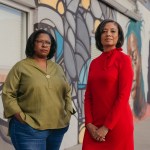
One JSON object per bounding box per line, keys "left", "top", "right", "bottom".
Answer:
{"left": 0, "top": 0, "right": 150, "bottom": 149}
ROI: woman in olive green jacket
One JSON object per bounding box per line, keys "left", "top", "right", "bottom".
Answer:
{"left": 2, "top": 29, "right": 75, "bottom": 150}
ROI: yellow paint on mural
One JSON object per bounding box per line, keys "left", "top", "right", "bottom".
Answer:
{"left": 57, "top": 1, "right": 64, "bottom": 15}
{"left": 79, "top": 123, "right": 85, "bottom": 143}
{"left": 81, "top": 0, "right": 90, "bottom": 9}
{"left": 39, "top": 0, "right": 58, "bottom": 9}
{"left": 94, "top": 20, "right": 100, "bottom": 33}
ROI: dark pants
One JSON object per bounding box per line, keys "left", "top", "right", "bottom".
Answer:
{"left": 9, "top": 117, "right": 68, "bottom": 150}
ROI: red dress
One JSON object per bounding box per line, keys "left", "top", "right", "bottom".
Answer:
{"left": 82, "top": 48, "right": 134, "bottom": 150}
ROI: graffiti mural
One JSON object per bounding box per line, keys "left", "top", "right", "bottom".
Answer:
{"left": 0, "top": 0, "right": 150, "bottom": 149}
{"left": 126, "top": 20, "right": 147, "bottom": 118}
{"left": 34, "top": 0, "right": 116, "bottom": 143}
{"left": 126, "top": 1, "right": 150, "bottom": 121}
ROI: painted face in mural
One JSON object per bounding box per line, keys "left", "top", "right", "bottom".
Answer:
{"left": 101, "top": 22, "right": 119, "bottom": 51}
{"left": 127, "top": 33, "right": 140, "bottom": 99}
{"left": 34, "top": 33, "right": 51, "bottom": 59}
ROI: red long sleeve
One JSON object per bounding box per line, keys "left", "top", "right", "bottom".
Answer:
{"left": 84, "top": 65, "right": 93, "bottom": 125}
{"left": 104, "top": 55, "right": 133, "bottom": 129}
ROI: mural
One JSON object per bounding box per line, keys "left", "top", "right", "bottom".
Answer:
{"left": 0, "top": 0, "right": 150, "bottom": 149}
{"left": 126, "top": 20, "right": 147, "bottom": 119}
{"left": 125, "top": 1, "right": 150, "bottom": 121}
{"left": 34, "top": 0, "right": 116, "bottom": 143}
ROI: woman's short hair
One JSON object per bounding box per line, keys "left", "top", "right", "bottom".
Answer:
{"left": 95, "top": 19, "right": 124, "bottom": 51}
{"left": 25, "top": 29, "right": 56, "bottom": 59}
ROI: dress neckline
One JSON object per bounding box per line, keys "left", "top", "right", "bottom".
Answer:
{"left": 102, "top": 47, "right": 122, "bottom": 57}
{"left": 101, "top": 47, "right": 122, "bottom": 70}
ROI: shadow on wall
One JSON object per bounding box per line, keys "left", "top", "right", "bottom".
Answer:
{"left": 147, "top": 41, "right": 150, "bottom": 104}
{"left": 0, "top": 82, "right": 13, "bottom": 149}
{"left": 0, "top": 118, "right": 10, "bottom": 143}
{"left": 0, "top": 118, "right": 14, "bottom": 149}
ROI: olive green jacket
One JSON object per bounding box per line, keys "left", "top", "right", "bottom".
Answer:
{"left": 2, "top": 58, "right": 74, "bottom": 129}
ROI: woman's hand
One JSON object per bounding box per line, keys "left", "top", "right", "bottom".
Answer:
{"left": 86, "top": 123, "right": 99, "bottom": 140}
{"left": 96, "top": 125, "right": 109, "bottom": 142}
{"left": 14, "top": 112, "right": 25, "bottom": 123}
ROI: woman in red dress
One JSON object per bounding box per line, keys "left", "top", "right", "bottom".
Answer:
{"left": 82, "top": 19, "right": 134, "bottom": 150}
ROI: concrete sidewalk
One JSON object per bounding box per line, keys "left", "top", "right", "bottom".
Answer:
{"left": 66, "top": 117, "right": 150, "bottom": 150}
{"left": 65, "top": 144, "right": 81, "bottom": 150}
{"left": 134, "top": 117, "right": 150, "bottom": 150}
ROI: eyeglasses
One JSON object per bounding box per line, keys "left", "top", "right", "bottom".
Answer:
{"left": 35, "top": 40, "right": 51, "bottom": 47}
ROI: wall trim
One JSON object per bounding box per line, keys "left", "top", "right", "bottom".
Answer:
{"left": 11, "top": 0, "right": 36, "bottom": 8}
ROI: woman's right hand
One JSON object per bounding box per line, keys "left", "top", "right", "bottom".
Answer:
{"left": 14, "top": 113, "right": 25, "bottom": 123}
{"left": 86, "top": 123, "right": 99, "bottom": 140}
